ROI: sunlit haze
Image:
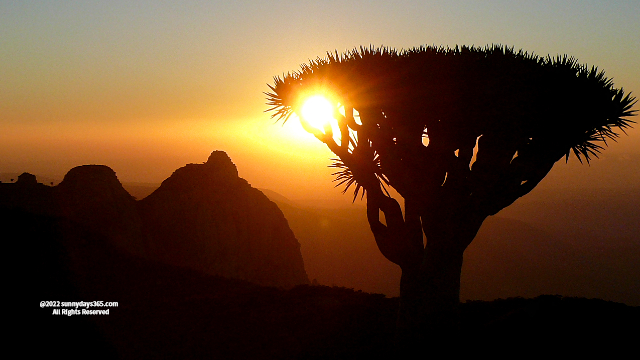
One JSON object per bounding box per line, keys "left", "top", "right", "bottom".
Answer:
{"left": 301, "top": 95, "right": 335, "bottom": 130}
{"left": 1, "top": 1, "right": 638, "bottom": 202}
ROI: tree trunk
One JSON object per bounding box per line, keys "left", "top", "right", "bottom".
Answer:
{"left": 394, "top": 216, "right": 483, "bottom": 347}
{"left": 365, "top": 190, "right": 485, "bottom": 346}
{"left": 396, "top": 244, "right": 464, "bottom": 343}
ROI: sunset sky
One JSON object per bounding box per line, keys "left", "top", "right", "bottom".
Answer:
{"left": 2, "top": 1, "right": 638, "bottom": 202}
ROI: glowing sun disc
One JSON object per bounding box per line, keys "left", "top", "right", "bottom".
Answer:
{"left": 301, "top": 95, "right": 334, "bottom": 129}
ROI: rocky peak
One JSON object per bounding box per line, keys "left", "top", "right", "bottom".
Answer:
{"left": 0, "top": 172, "right": 52, "bottom": 213}
{"left": 55, "top": 165, "right": 144, "bottom": 256}
{"left": 140, "top": 150, "right": 309, "bottom": 287}
{"left": 154, "top": 151, "right": 241, "bottom": 195}
{"left": 55, "top": 164, "right": 135, "bottom": 220}
{"left": 204, "top": 150, "right": 239, "bottom": 178}
{"left": 17, "top": 172, "right": 38, "bottom": 186}
{"left": 57, "top": 165, "right": 127, "bottom": 194}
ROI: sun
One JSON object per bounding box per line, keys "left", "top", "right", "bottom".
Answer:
{"left": 300, "top": 95, "right": 335, "bottom": 129}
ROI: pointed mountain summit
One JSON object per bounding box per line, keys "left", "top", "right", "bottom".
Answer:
{"left": 152, "top": 151, "right": 240, "bottom": 194}
{"left": 139, "top": 151, "right": 308, "bottom": 287}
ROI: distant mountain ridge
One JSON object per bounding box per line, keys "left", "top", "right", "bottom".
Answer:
{"left": 1, "top": 151, "right": 308, "bottom": 288}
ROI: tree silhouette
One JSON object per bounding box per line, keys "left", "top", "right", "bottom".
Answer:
{"left": 266, "top": 45, "right": 636, "bottom": 340}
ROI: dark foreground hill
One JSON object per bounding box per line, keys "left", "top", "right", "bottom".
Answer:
{"left": 10, "top": 206, "right": 637, "bottom": 358}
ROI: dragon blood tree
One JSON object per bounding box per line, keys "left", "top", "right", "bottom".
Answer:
{"left": 265, "top": 45, "right": 636, "bottom": 340}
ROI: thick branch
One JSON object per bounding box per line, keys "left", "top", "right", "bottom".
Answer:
{"left": 366, "top": 189, "right": 423, "bottom": 268}
{"left": 479, "top": 156, "right": 556, "bottom": 216}
{"left": 473, "top": 144, "right": 564, "bottom": 216}
{"left": 404, "top": 197, "right": 425, "bottom": 250}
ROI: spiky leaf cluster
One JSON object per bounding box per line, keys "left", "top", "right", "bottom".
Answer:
{"left": 266, "top": 45, "right": 636, "bottom": 206}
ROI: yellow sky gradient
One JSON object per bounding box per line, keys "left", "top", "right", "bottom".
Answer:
{"left": 1, "top": 1, "right": 638, "bottom": 202}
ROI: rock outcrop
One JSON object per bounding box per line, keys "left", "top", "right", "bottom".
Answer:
{"left": 1, "top": 151, "right": 308, "bottom": 288}
{"left": 139, "top": 151, "right": 308, "bottom": 287}
{"left": 55, "top": 165, "right": 146, "bottom": 257}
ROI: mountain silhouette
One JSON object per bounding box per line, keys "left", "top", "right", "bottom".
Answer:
{"left": 55, "top": 165, "right": 147, "bottom": 257}
{"left": 139, "top": 151, "right": 308, "bottom": 287}
{"left": 1, "top": 151, "right": 308, "bottom": 288}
